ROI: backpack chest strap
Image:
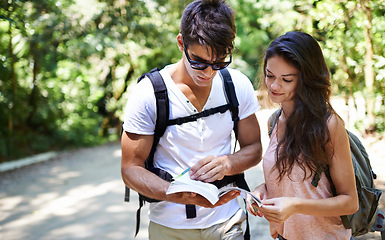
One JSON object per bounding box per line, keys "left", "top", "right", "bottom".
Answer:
{"left": 167, "top": 104, "right": 231, "bottom": 126}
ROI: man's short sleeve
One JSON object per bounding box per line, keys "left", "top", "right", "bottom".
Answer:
{"left": 122, "top": 78, "right": 156, "bottom": 135}
{"left": 229, "top": 69, "right": 260, "bottom": 120}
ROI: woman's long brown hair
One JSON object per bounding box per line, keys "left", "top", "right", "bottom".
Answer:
{"left": 262, "top": 31, "right": 337, "bottom": 182}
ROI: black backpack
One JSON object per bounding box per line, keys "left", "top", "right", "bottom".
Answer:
{"left": 268, "top": 109, "right": 384, "bottom": 237}
{"left": 124, "top": 68, "right": 251, "bottom": 238}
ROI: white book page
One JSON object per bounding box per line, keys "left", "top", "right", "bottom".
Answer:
{"left": 218, "top": 186, "right": 262, "bottom": 208}
{"left": 166, "top": 169, "right": 220, "bottom": 205}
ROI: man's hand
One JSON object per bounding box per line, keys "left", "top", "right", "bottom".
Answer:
{"left": 168, "top": 190, "right": 240, "bottom": 208}
{"left": 214, "top": 190, "right": 240, "bottom": 206}
{"left": 189, "top": 155, "right": 230, "bottom": 182}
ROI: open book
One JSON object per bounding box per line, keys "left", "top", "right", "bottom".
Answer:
{"left": 166, "top": 168, "right": 262, "bottom": 207}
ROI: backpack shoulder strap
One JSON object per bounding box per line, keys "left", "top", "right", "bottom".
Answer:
{"left": 220, "top": 68, "right": 239, "bottom": 140}
{"left": 268, "top": 108, "right": 282, "bottom": 137}
{"left": 313, "top": 167, "right": 350, "bottom": 229}
{"left": 138, "top": 68, "right": 169, "bottom": 168}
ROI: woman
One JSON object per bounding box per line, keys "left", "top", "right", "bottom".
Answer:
{"left": 248, "top": 31, "right": 358, "bottom": 239}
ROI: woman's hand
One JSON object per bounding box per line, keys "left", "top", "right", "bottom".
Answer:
{"left": 246, "top": 183, "right": 266, "bottom": 217}
{"left": 259, "top": 197, "right": 298, "bottom": 223}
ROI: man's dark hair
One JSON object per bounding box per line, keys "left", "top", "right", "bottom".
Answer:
{"left": 180, "top": 0, "right": 236, "bottom": 58}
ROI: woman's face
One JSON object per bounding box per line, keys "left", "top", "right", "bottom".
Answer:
{"left": 265, "top": 56, "right": 299, "bottom": 106}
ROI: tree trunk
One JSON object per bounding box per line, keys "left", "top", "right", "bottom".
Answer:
{"left": 360, "top": 0, "right": 375, "bottom": 127}
{"left": 26, "top": 41, "right": 40, "bottom": 128}
{"left": 340, "top": 2, "right": 357, "bottom": 128}
{"left": 8, "top": 15, "right": 16, "bottom": 157}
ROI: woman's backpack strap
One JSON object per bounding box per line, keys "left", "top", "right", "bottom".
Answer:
{"left": 268, "top": 108, "right": 282, "bottom": 137}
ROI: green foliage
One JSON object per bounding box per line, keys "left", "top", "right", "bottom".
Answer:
{"left": 0, "top": 0, "right": 384, "bottom": 161}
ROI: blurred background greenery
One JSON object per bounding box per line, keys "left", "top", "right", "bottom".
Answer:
{"left": 0, "top": 0, "right": 384, "bottom": 162}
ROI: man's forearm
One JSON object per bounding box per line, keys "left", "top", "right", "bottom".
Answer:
{"left": 226, "top": 141, "right": 262, "bottom": 175}
{"left": 121, "top": 165, "right": 170, "bottom": 201}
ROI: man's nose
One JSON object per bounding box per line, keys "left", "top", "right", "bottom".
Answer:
{"left": 202, "top": 65, "right": 216, "bottom": 76}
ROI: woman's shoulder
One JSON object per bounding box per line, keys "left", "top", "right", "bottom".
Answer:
{"left": 326, "top": 113, "right": 348, "bottom": 142}
{"left": 326, "top": 113, "right": 344, "bottom": 130}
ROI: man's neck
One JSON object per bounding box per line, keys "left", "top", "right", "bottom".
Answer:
{"left": 169, "top": 61, "right": 212, "bottom": 112}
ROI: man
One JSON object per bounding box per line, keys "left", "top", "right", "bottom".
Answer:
{"left": 121, "top": 0, "right": 262, "bottom": 239}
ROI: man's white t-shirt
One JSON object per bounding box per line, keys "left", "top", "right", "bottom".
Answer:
{"left": 123, "top": 65, "right": 260, "bottom": 229}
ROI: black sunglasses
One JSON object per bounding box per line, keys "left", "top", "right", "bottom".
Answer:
{"left": 183, "top": 39, "right": 232, "bottom": 71}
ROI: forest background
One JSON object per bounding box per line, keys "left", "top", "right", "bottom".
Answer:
{"left": 0, "top": 0, "right": 384, "bottom": 162}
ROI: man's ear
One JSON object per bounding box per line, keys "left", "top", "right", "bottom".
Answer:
{"left": 176, "top": 33, "right": 184, "bottom": 52}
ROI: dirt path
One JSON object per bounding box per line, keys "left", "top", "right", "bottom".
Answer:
{"left": 0, "top": 107, "right": 384, "bottom": 240}
{"left": 0, "top": 142, "right": 148, "bottom": 239}
{"left": 0, "top": 144, "right": 270, "bottom": 239}
{"left": 0, "top": 109, "right": 274, "bottom": 240}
